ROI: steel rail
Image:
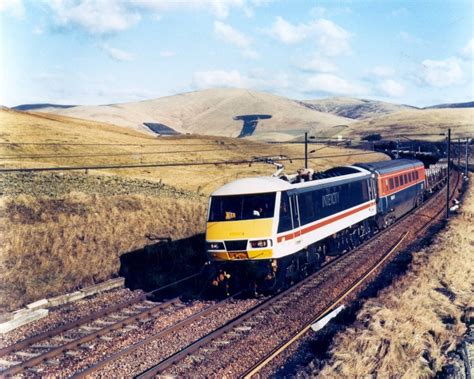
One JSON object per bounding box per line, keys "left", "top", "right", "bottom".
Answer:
{"left": 1, "top": 299, "right": 184, "bottom": 376}
{"left": 135, "top": 218, "right": 413, "bottom": 377}
{"left": 241, "top": 171, "right": 461, "bottom": 378}
{"left": 0, "top": 271, "right": 202, "bottom": 376}
{"left": 241, "top": 233, "right": 409, "bottom": 379}
{"left": 72, "top": 290, "right": 244, "bottom": 379}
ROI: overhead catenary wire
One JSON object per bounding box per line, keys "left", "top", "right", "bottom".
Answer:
{"left": 0, "top": 142, "right": 233, "bottom": 147}
{"left": 0, "top": 147, "right": 238, "bottom": 160}
{"left": 0, "top": 151, "right": 382, "bottom": 173}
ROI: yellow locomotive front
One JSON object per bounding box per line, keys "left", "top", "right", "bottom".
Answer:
{"left": 206, "top": 191, "right": 276, "bottom": 261}
{"left": 205, "top": 177, "right": 294, "bottom": 261}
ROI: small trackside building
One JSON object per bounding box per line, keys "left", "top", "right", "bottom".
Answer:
{"left": 355, "top": 159, "right": 425, "bottom": 227}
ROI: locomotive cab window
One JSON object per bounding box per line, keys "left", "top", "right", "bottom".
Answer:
{"left": 209, "top": 193, "right": 276, "bottom": 222}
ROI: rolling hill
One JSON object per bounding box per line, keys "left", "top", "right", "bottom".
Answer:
{"left": 342, "top": 108, "right": 474, "bottom": 140}
{"left": 13, "top": 89, "right": 473, "bottom": 142}
{"left": 300, "top": 97, "right": 416, "bottom": 120}
{"left": 26, "top": 89, "right": 354, "bottom": 141}
{"left": 424, "top": 101, "right": 474, "bottom": 109}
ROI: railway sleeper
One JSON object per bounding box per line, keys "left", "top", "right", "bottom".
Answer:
{"left": 30, "top": 343, "right": 61, "bottom": 349}
{"left": 234, "top": 326, "right": 252, "bottom": 332}
{"left": 15, "top": 351, "right": 39, "bottom": 358}
{"left": 212, "top": 340, "right": 230, "bottom": 346}
{"left": 64, "top": 350, "right": 81, "bottom": 357}
{"left": 0, "top": 358, "right": 20, "bottom": 367}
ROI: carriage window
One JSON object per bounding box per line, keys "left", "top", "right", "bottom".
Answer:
{"left": 278, "top": 192, "right": 293, "bottom": 233}
{"left": 389, "top": 178, "right": 394, "bottom": 189}
{"left": 299, "top": 191, "right": 317, "bottom": 225}
{"left": 209, "top": 193, "right": 276, "bottom": 221}
{"left": 415, "top": 171, "right": 419, "bottom": 180}
{"left": 404, "top": 174, "right": 408, "bottom": 183}
{"left": 400, "top": 175, "right": 404, "bottom": 185}
{"left": 395, "top": 176, "right": 399, "bottom": 187}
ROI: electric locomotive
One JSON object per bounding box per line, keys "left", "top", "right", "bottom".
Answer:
{"left": 205, "top": 159, "right": 426, "bottom": 290}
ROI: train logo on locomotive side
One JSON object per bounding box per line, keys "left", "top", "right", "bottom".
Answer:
{"left": 322, "top": 192, "right": 340, "bottom": 207}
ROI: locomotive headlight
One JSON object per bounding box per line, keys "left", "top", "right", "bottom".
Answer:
{"left": 250, "top": 240, "right": 268, "bottom": 248}
{"left": 206, "top": 242, "right": 225, "bottom": 250}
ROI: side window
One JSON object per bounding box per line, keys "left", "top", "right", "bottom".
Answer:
{"left": 300, "top": 191, "right": 316, "bottom": 225}
{"left": 415, "top": 171, "right": 419, "bottom": 180}
{"left": 278, "top": 192, "right": 293, "bottom": 233}
{"left": 389, "top": 178, "right": 394, "bottom": 189}
{"left": 404, "top": 174, "right": 408, "bottom": 183}
{"left": 395, "top": 176, "right": 399, "bottom": 187}
{"left": 361, "top": 180, "right": 369, "bottom": 201}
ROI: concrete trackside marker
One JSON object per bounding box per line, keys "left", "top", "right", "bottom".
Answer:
{"left": 0, "top": 309, "right": 48, "bottom": 334}
{"left": 310, "top": 305, "right": 345, "bottom": 332}
{"left": 0, "top": 278, "right": 125, "bottom": 334}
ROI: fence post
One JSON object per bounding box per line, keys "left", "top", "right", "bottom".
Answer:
{"left": 446, "top": 128, "right": 451, "bottom": 219}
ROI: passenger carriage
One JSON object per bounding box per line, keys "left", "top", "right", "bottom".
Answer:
{"left": 356, "top": 160, "right": 425, "bottom": 227}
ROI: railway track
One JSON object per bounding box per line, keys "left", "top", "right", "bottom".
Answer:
{"left": 0, "top": 272, "right": 201, "bottom": 376}
{"left": 244, "top": 170, "right": 463, "bottom": 378}
{"left": 0, "top": 172, "right": 461, "bottom": 377}
{"left": 134, "top": 172, "right": 461, "bottom": 378}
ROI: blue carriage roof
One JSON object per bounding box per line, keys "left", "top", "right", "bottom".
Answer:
{"left": 355, "top": 159, "right": 423, "bottom": 174}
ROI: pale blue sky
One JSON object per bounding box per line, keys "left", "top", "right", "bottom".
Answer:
{"left": 1, "top": 0, "right": 473, "bottom": 107}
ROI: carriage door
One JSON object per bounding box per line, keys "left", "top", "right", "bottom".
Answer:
{"left": 289, "top": 194, "right": 302, "bottom": 245}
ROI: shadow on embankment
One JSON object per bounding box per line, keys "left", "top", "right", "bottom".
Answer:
{"left": 119, "top": 233, "right": 207, "bottom": 296}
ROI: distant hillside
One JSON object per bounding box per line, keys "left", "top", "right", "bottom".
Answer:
{"left": 12, "top": 103, "right": 76, "bottom": 111}
{"left": 13, "top": 91, "right": 472, "bottom": 141}
{"left": 300, "top": 97, "right": 416, "bottom": 120}
{"left": 27, "top": 89, "right": 354, "bottom": 140}
{"left": 342, "top": 108, "right": 474, "bottom": 140}
{"left": 424, "top": 101, "right": 474, "bottom": 109}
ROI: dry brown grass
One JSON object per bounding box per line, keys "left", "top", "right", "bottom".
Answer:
{"left": 0, "top": 193, "right": 207, "bottom": 311}
{"left": 316, "top": 179, "right": 474, "bottom": 378}
{"left": 0, "top": 109, "right": 388, "bottom": 194}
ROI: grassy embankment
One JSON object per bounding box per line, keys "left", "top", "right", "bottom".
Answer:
{"left": 0, "top": 109, "right": 387, "bottom": 312}
{"left": 313, "top": 178, "right": 473, "bottom": 377}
